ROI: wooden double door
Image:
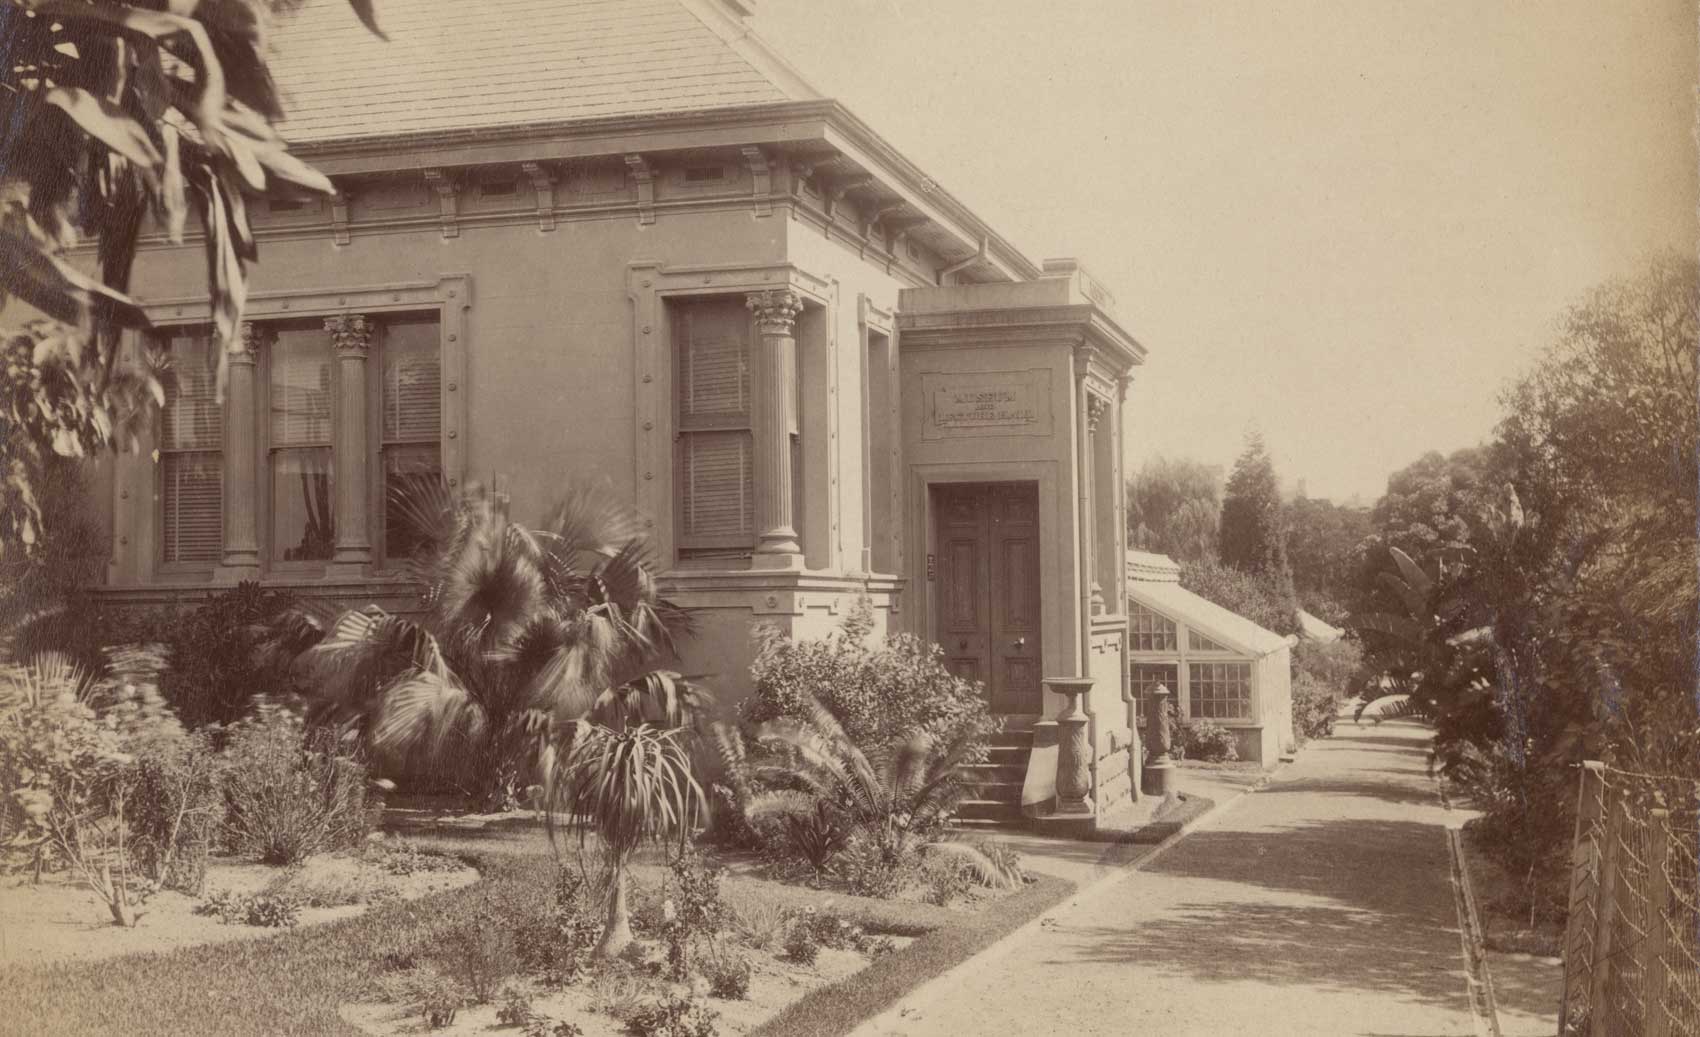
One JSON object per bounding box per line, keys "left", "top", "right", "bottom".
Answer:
{"left": 932, "top": 482, "right": 1042, "bottom": 715}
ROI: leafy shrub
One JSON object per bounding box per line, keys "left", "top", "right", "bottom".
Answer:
{"left": 524, "top": 1019, "right": 585, "bottom": 1037}
{"left": 1291, "top": 673, "right": 1339, "bottom": 744}
{"left": 919, "top": 852, "right": 974, "bottom": 906}
{"left": 162, "top": 582, "right": 308, "bottom": 728}
{"left": 838, "top": 828, "right": 913, "bottom": 899}
{"left": 423, "top": 990, "right": 462, "bottom": 1029}
{"left": 1178, "top": 719, "right": 1239, "bottom": 762}
{"left": 625, "top": 994, "right": 718, "bottom": 1037}
{"left": 514, "top": 866, "right": 603, "bottom": 986}
{"left": 497, "top": 989, "right": 536, "bottom": 1027}
{"left": 589, "top": 964, "right": 649, "bottom": 1020}
{"left": 705, "top": 952, "right": 751, "bottom": 1000}
{"left": 370, "top": 839, "right": 464, "bottom": 876}
{"left": 442, "top": 902, "right": 521, "bottom": 1003}
{"left": 127, "top": 729, "right": 224, "bottom": 894}
{"left": 196, "top": 888, "right": 301, "bottom": 928}
{"left": 742, "top": 597, "right": 992, "bottom": 753}
{"left": 782, "top": 922, "right": 819, "bottom": 966}
{"left": 660, "top": 848, "right": 725, "bottom": 980}
{"left": 745, "top": 793, "right": 851, "bottom": 879}
{"left": 221, "top": 706, "right": 375, "bottom": 865}
{"left": 1179, "top": 560, "right": 1300, "bottom": 638}
{"left": 1292, "top": 636, "right": 1363, "bottom": 692}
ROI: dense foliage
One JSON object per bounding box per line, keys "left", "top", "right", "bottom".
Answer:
{"left": 0, "top": 0, "right": 384, "bottom": 560}
{"left": 742, "top": 597, "right": 991, "bottom": 752}
{"left": 1178, "top": 559, "right": 1300, "bottom": 638}
{"left": 1126, "top": 456, "right": 1223, "bottom": 563}
{"left": 1351, "top": 253, "right": 1699, "bottom": 923}
{"left": 220, "top": 706, "right": 375, "bottom": 865}
{"left": 288, "top": 482, "right": 704, "bottom": 807}
{"left": 1285, "top": 495, "right": 1372, "bottom": 622}
{"left": 163, "top": 582, "right": 308, "bottom": 727}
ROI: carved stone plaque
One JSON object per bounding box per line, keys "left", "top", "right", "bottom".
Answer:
{"left": 921, "top": 369, "right": 1053, "bottom": 439}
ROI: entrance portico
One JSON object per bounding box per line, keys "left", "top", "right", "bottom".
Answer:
{"left": 898, "top": 260, "right": 1147, "bottom": 824}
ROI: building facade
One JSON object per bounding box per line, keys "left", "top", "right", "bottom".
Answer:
{"left": 84, "top": 0, "right": 1149, "bottom": 825}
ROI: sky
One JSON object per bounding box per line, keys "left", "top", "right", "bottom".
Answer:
{"left": 753, "top": 0, "right": 1698, "bottom": 504}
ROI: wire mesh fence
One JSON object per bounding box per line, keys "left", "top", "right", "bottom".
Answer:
{"left": 1559, "top": 761, "right": 1700, "bottom": 1037}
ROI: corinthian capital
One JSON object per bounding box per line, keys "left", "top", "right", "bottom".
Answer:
{"left": 324, "top": 314, "right": 375, "bottom": 356}
{"left": 746, "top": 289, "right": 803, "bottom": 335}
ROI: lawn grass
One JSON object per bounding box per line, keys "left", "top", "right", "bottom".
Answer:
{"left": 0, "top": 829, "right": 1077, "bottom": 1037}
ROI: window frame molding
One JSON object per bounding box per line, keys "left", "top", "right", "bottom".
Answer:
{"left": 135, "top": 275, "right": 471, "bottom": 583}
{"left": 153, "top": 328, "right": 224, "bottom": 577}
{"left": 627, "top": 261, "right": 832, "bottom": 571}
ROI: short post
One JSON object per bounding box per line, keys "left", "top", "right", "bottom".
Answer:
{"left": 1640, "top": 807, "right": 1674, "bottom": 1037}
{"left": 1141, "top": 684, "right": 1178, "bottom": 798}
{"left": 1559, "top": 761, "right": 1607, "bottom": 1031}
{"left": 1586, "top": 776, "right": 1624, "bottom": 1037}
{"left": 1044, "top": 677, "right": 1095, "bottom": 816}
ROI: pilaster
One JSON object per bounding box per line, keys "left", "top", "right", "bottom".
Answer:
{"left": 326, "top": 314, "right": 375, "bottom": 573}
{"left": 215, "top": 322, "right": 263, "bottom": 579}
{"left": 747, "top": 289, "right": 804, "bottom": 568}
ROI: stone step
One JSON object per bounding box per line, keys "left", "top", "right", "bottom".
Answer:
{"left": 961, "top": 762, "right": 1028, "bottom": 783}
{"left": 960, "top": 779, "right": 1024, "bottom": 802}
{"left": 984, "top": 744, "right": 1031, "bottom": 764}
{"left": 956, "top": 798, "right": 1024, "bottom": 822}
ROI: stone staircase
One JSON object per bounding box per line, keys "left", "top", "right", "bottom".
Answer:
{"left": 955, "top": 716, "right": 1038, "bottom": 826}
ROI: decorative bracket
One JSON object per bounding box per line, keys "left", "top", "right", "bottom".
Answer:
{"left": 1086, "top": 391, "right": 1112, "bottom": 433}
{"left": 521, "top": 161, "right": 556, "bottom": 232}
{"left": 422, "top": 168, "right": 460, "bottom": 239}
{"left": 740, "top": 146, "right": 772, "bottom": 218}
{"left": 624, "top": 153, "right": 655, "bottom": 225}
{"left": 787, "top": 161, "right": 814, "bottom": 201}
{"left": 329, "top": 186, "right": 352, "bottom": 246}
{"left": 823, "top": 174, "right": 873, "bottom": 223}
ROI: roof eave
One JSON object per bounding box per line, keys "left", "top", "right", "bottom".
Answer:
{"left": 285, "top": 99, "right": 1041, "bottom": 283}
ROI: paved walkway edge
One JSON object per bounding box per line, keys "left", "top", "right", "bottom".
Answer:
{"left": 852, "top": 774, "right": 1273, "bottom": 1036}
{"left": 1448, "top": 826, "right": 1504, "bottom": 1037}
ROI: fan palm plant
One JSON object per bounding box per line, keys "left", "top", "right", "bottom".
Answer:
{"left": 287, "top": 481, "right": 708, "bottom": 808}
{"left": 536, "top": 721, "right": 704, "bottom": 958}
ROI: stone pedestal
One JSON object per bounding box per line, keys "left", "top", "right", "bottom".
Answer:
{"left": 1045, "top": 676, "right": 1095, "bottom": 816}
{"left": 1142, "top": 684, "right": 1179, "bottom": 798}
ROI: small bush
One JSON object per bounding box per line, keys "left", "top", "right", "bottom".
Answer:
{"left": 221, "top": 706, "right": 375, "bottom": 865}
{"left": 196, "top": 888, "right": 301, "bottom": 928}
{"left": 705, "top": 952, "right": 751, "bottom": 1000}
{"left": 728, "top": 898, "right": 788, "bottom": 950}
{"left": 496, "top": 988, "right": 536, "bottom": 1027}
{"left": 127, "top": 729, "right": 225, "bottom": 894}
{"left": 422, "top": 990, "right": 462, "bottom": 1030}
{"left": 742, "top": 597, "right": 992, "bottom": 753}
{"left": 626, "top": 994, "right": 718, "bottom": 1037}
{"left": 1178, "top": 719, "right": 1239, "bottom": 762}
{"left": 370, "top": 839, "right": 464, "bottom": 876}
{"left": 442, "top": 902, "right": 521, "bottom": 1004}
{"left": 589, "top": 964, "right": 649, "bottom": 1020}
{"left": 514, "top": 866, "right": 602, "bottom": 986}
{"left": 838, "top": 829, "right": 915, "bottom": 899}
{"left": 781, "top": 922, "right": 819, "bottom": 966}
{"left": 919, "top": 853, "right": 974, "bottom": 907}
{"left": 525, "top": 1018, "right": 585, "bottom": 1037}
{"left": 1291, "top": 673, "right": 1339, "bottom": 744}
{"left": 161, "top": 582, "right": 308, "bottom": 728}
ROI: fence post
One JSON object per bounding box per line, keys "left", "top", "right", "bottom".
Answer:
{"left": 1560, "top": 761, "right": 1607, "bottom": 1031}
{"left": 1586, "top": 776, "right": 1624, "bottom": 1037}
{"left": 1641, "top": 808, "right": 1673, "bottom": 1037}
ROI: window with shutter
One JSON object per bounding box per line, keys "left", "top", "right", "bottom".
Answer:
{"left": 268, "top": 326, "right": 334, "bottom": 562}
{"left": 379, "top": 316, "right": 442, "bottom": 561}
{"left": 674, "top": 300, "right": 754, "bottom": 557}
{"left": 159, "top": 331, "right": 223, "bottom": 564}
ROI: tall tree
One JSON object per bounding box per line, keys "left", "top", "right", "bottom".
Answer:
{"left": 1218, "top": 433, "right": 1295, "bottom": 603}
{"left": 1286, "top": 494, "right": 1372, "bottom": 620}
{"left": 0, "top": 0, "right": 384, "bottom": 560}
{"left": 1126, "top": 456, "right": 1222, "bottom": 563}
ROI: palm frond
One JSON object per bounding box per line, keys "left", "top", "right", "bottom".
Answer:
{"left": 371, "top": 668, "right": 488, "bottom": 762}
{"left": 538, "top": 722, "right": 704, "bottom": 858}
{"left": 1354, "top": 693, "right": 1433, "bottom": 725}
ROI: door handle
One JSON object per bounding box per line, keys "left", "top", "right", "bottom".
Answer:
{"left": 958, "top": 639, "right": 968, "bottom": 651}
{"left": 1012, "top": 637, "right": 1026, "bottom": 650}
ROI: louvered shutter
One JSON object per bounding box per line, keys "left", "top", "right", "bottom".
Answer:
{"left": 160, "top": 333, "right": 222, "bottom": 564}
{"left": 675, "top": 301, "right": 754, "bottom": 553}
{"left": 382, "top": 320, "right": 441, "bottom": 442}
{"left": 270, "top": 330, "right": 332, "bottom": 445}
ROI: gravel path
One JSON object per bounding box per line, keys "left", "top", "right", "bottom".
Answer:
{"left": 856, "top": 720, "right": 1484, "bottom": 1037}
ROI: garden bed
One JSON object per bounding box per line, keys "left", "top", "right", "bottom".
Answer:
{"left": 0, "top": 840, "right": 478, "bottom": 968}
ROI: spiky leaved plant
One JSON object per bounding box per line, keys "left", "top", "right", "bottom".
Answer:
{"left": 289, "top": 481, "right": 708, "bottom": 808}
{"left": 745, "top": 697, "right": 998, "bottom": 885}
{"left": 537, "top": 721, "right": 704, "bottom": 958}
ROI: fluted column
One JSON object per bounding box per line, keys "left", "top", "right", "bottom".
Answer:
{"left": 216, "top": 322, "right": 262, "bottom": 579}
{"left": 1086, "top": 391, "right": 1110, "bottom": 615}
{"left": 326, "top": 314, "right": 374, "bottom": 571}
{"left": 747, "top": 290, "right": 804, "bottom": 569}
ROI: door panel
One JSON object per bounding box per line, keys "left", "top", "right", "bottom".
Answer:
{"left": 933, "top": 482, "right": 1042, "bottom": 715}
